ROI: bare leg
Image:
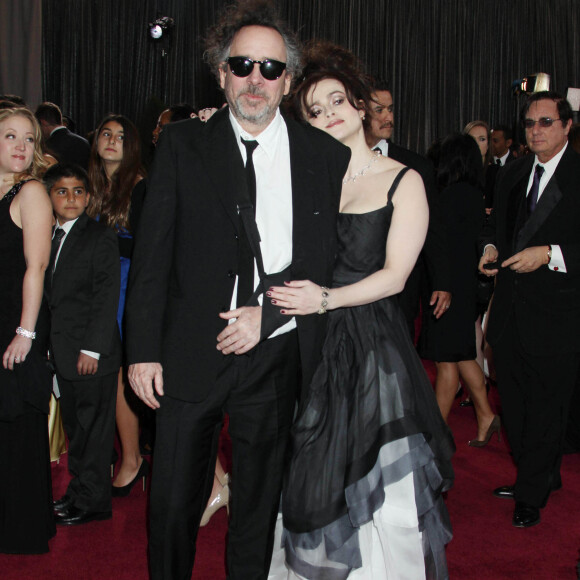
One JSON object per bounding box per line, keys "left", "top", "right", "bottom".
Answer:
{"left": 113, "top": 369, "right": 142, "bottom": 487}
{"left": 435, "top": 362, "right": 460, "bottom": 423}
{"left": 475, "top": 317, "right": 485, "bottom": 371}
{"left": 457, "top": 359, "right": 496, "bottom": 440}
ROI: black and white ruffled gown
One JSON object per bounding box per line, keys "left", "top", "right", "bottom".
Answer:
{"left": 269, "top": 169, "right": 455, "bottom": 580}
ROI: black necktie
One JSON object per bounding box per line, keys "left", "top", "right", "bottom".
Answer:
{"left": 373, "top": 147, "right": 382, "bottom": 154}
{"left": 50, "top": 227, "right": 66, "bottom": 276}
{"left": 237, "top": 139, "right": 259, "bottom": 307}
{"left": 527, "top": 164, "right": 545, "bottom": 215}
{"left": 496, "top": 158, "right": 502, "bottom": 166}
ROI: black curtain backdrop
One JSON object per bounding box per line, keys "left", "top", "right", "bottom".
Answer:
{"left": 42, "top": 0, "right": 579, "bottom": 154}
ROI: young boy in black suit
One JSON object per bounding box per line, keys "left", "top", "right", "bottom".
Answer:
{"left": 44, "top": 163, "right": 121, "bottom": 526}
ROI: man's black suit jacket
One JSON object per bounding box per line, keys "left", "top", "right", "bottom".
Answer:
{"left": 481, "top": 146, "right": 580, "bottom": 356}
{"left": 46, "top": 127, "right": 91, "bottom": 170}
{"left": 126, "top": 108, "right": 350, "bottom": 402}
{"left": 485, "top": 151, "right": 516, "bottom": 209}
{"left": 46, "top": 213, "right": 122, "bottom": 380}
{"left": 387, "top": 142, "right": 451, "bottom": 294}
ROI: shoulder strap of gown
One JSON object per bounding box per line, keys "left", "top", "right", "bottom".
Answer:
{"left": 386, "top": 167, "right": 410, "bottom": 204}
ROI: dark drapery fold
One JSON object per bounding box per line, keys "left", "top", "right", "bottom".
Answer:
{"left": 41, "top": 0, "right": 579, "bottom": 152}
{"left": 1, "top": 0, "right": 42, "bottom": 108}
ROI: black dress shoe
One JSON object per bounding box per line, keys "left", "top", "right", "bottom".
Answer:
{"left": 512, "top": 501, "right": 540, "bottom": 528}
{"left": 493, "top": 485, "right": 514, "bottom": 499}
{"left": 53, "top": 494, "right": 74, "bottom": 513}
{"left": 54, "top": 505, "right": 112, "bottom": 526}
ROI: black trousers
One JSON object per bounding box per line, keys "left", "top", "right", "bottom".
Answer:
{"left": 493, "top": 319, "right": 579, "bottom": 508}
{"left": 149, "top": 331, "right": 300, "bottom": 580}
{"left": 58, "top": 370, "right": 118, "bottom": 512}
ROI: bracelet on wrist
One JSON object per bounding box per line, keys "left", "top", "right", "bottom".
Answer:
{"left": 317, "top": 286, "right": 330, "bottom": 315}
{"left": 16, "top": 326, "right": 36, "bottom": 340}
{"left": 547, "top": 245, "right": 552, "bottom": 264}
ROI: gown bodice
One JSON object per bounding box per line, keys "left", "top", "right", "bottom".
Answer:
{"left": 333, "top": 204, "right": 393, "bottom": 287}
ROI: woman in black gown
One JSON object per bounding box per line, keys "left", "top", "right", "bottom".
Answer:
{"left": 0, "top": 107, "right": 55, "bottom": 553}
{"left": 267, "top": 44, "right": 454, "bottom": 580}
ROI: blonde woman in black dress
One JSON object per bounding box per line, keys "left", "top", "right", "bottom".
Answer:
{"left": 0, "top": 107, "right": 54, "bottom": 553}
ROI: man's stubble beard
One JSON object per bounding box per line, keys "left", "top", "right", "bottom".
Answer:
{"left": 228, "top": 85, "right": 279, "bottom": 128}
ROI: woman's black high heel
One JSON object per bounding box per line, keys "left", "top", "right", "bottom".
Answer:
{"left": 111, "top": 458, "right": 149, "bottom": 497}
{"left": 468, "top": 415, "right": 501, "bottom": 447}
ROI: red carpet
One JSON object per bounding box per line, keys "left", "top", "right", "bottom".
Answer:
{"left": 1, "top": 362, "right": 579, "bottom": 579}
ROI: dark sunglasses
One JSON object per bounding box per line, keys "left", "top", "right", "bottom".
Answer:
{"left": 523, "top": 117, "right": 563, "bottom": 129}
{"left": 226, "top": 56, "right": 286, "bottom": 81}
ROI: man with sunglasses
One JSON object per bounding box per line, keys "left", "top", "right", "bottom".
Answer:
{"left": 125, "top": 1, "right": 349, "bottom": 578}
{"left": 479, "top": 91, "right": 580, "bottom": 528}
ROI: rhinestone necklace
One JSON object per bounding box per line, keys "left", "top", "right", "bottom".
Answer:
{"left": 342, "top": 150, "right": 381, "bottom": 184}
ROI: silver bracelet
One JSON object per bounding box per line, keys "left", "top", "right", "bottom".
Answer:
{"left": 317, "top": 287, "right": 330, "bottom": 315}
{"left": 16, "top": 326, "right": 36, "bottom": 340}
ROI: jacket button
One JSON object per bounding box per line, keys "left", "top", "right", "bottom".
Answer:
{"left": 227, "top": 270, "right": 235, "bottom": 278}
{"left": 234, "top": 234, "right": 239, "bottom": 240}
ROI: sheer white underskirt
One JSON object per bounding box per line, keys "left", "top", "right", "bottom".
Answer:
{"left": 268, "top": 471, "right": 426, "bottom": 580}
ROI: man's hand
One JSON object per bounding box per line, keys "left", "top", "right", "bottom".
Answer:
{"left": 479, "top": 246, "right": 499, "bottom": 276}
{"left": 128, "top": 362, "right": 164, "bottom": 409}
{"left": 502, "top": 246, "right": 550, "bottom": 274}
{"left": 217, "top": 306, "right": 261, "bottom": 355}
{"left": 77, "top": 352, "right": 98, "bottom": 375}
{"left": 430, "top": 290, "right": 452, "bottom": 319}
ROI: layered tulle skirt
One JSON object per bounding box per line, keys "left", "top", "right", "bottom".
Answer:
{"left": 272, "top": 296, "right": 454, "bottom": 579}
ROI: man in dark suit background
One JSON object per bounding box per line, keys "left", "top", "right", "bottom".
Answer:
{"left": 479, "top": 91, "right": 580, "bottom": 528}
{"left": 491, "top": 124, "right": 516, "bottom": 167}
{"left": 125, "top": 2, "right": 350, "bottom": 578}
{"left": 485, "top": 124, "right": 517, "bottom": 210}
{"left": 35, "top": 102, "right": 91, "bottom": 170}
{"left": 365, "top": 79, "right": 451, "bottom": 340}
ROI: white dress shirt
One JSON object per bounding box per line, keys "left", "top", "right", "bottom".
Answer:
{"left": 228, "top": 109, "right": 296, "bottom": 337}
{"left": 493, "top": 151, "right": 510, "bottom": 166}
{"left": 373, "top": 139, "right": 389, "bottom": 157}
{"left": 525, "top": 143, "right": 568, "bottom": 272}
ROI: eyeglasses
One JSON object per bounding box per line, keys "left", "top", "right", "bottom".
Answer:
{"left": 523, "top": 117, "right": 563, "bottom": 129}
{"left": 226, "top": 57, "right": 286, "bottom": 81}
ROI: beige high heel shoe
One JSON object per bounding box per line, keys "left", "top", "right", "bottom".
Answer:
{"left": 200, "top": 472, "right": 229, "bottom": 527}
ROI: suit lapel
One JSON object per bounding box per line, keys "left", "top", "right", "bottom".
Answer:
{"left": 286, "top": 118, "right": 323, "bottom": 267}
{"left": 200, "top": 108, "right": 246, "bottom": 232}
{"left": 515, "top": 175, "right": 563, "bottom": 252}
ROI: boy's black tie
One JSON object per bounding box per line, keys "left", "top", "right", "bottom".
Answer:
{"left": 50, "top": 227, "right": 66, "bottom": 281}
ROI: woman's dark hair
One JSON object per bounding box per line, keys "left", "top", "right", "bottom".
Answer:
{"left": 437, "top": 133, "right": 483, "bottom": 189}
{"left": 168, "top": 103, "right": 196, "bottom": 122}
{"left": 292, "top": 40, "right": 374, "bottom": 128}
{"left": 87, "top": 114, "right": 145, "bottom": 229}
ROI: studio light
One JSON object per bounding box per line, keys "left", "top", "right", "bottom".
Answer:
{"left": 148, "top": 16, "right": 174, "bottom": 40}
{"left": 511, "top": 73, "right": 551, "bottom": 95}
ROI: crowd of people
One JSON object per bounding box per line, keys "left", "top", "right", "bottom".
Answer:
{"left": 1, "top": 0, "right": 579, "bottom": 578}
